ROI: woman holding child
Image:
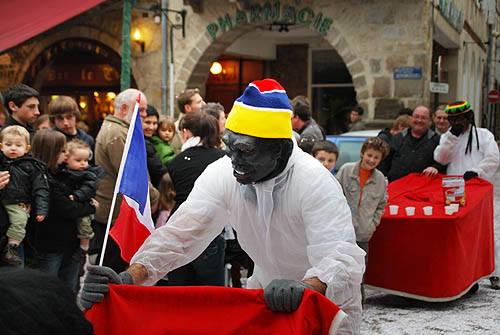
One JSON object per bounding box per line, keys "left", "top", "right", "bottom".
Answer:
{"left": 32, "top": 130, "right": 97, "bottom": 292}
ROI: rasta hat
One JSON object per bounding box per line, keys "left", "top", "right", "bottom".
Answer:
{"left": 445, "top": 100, "right": 479, "bottom": 154}
{"left": 445, "top": 100, "right": 472, "bottom": 116}
{"left": 225, "top": 79, "right": 293, "bottom": 139}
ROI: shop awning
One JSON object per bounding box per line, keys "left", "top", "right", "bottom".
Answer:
{"left": 0, "top": 0, "right": 107, "bottom": 53}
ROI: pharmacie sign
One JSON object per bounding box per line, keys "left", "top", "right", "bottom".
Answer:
{"left": 206, "top": 1, "right": 333, "bottom": 40}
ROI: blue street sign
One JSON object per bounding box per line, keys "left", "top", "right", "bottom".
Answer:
{"left": 394, "top": 66, "right": 422, "bottom": 80}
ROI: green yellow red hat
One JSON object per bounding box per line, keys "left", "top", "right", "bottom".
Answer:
{"left": 225, "top": 79, "right": 293, "bottom": 139}
{"left": 445, "top": 100, "right": 471, "bottom": 116}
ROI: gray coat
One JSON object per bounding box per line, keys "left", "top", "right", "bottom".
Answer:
{"left": 298, "top": 118, "right": 325, "bottom": 140}
{"left": 337, "top": 161, "right": 387, "bottom": 242}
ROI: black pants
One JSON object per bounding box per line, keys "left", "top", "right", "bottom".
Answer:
{"left": 167, "top": 234, "right": 226, "bottom": 286}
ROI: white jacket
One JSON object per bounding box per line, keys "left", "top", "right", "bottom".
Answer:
{"left": 131, "top": 142, "right": 365, "bottom": 333}
{"left": 434, "top": 127, "right": 499, "bottom": 181}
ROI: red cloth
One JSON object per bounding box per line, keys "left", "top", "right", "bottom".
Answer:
{"left": 0, "top": 0, "right": 105, "bottom": 52}
{"left": 85, "top": 285, "right": 344, "bottom": 335}
{"left": 364, "top": 173, "right": 495, "bottom": 301}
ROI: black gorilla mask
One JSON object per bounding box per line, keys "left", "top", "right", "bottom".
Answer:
{"left": 222, "top": 129, "right": 293, "bottom": 184}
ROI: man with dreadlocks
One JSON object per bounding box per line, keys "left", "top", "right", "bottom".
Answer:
{"left": 434, "top": 100, "right": 500, "bottom": 289}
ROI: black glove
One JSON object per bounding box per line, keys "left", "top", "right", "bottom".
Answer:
{"left": 463, "top": 171, "right": 478, "bottom": 181}
{"left": 264, "top": 279, "right": 313, "bottom": 313}
{"left": 450, "top": 124, "right": 464, "bottom": 136}
{"left": 80, "top": 265, "right": 133, "bottom": 309}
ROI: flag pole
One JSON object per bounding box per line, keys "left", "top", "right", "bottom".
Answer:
{"left": 99, "top": 94, "right": 142, "bottom": 266}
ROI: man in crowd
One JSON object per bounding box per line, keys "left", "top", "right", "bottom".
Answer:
{"left": 91, "top": 88, "right": 159, "bottom": 273}
{"left": 378, "top": 105, "right": 445, "bottom": 182}
{"left": 432, "top": 105, "right": 450, "bottom": 135}
{"left": 1, "top": 84, "right": 40, "bottom": 139}
{"left": 434, "top": 100, "right": 500, "bottom": 290}
{"left": 48, "top": 96, "right": 94, "bottom": 159}
{"left": 291, "top": 95, "right": 325, "bottom": 141}
{"left": 348, "top": 106, "right": 366, "bottom": 131}
{"left": 171, "top": 88, "right": 206, "bottom": 153}
{"left": 82, "top": 79, "right": 365, "bottom": 333}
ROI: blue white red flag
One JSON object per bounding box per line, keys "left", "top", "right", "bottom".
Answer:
{"left": 109, "top": 96, "right": 154, "bottom": 263}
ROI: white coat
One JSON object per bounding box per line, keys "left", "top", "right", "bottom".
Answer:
{"left": 131, "top": 142, "right": 365, "bottom": 334}
{"left": 434, "top": 127, "right": 500, "bottom": 181}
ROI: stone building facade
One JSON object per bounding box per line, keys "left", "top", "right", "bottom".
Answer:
{"left": 0, "top": 0, "right": 497, "bottom": 134}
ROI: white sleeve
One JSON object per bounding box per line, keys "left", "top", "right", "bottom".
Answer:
{"left": 434, "top": 132, "right": 459, "bottom": 165}
{"left": 476, "top": 130, "right": 500, "bottom": 179}
{"left": 300, "top": 171, "right": 365, "bottom": 333}
{"left": 130, "top": 163, "right": 229, "bottom": 286}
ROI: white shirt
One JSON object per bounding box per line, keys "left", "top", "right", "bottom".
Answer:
{"left": 434, "top": 127, "right": 500, "bottom": 181}
{"left": 131, "top": 143, "right": 365, "bottom": 333}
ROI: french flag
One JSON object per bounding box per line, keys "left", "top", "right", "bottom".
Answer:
{"left": 109, "top": 95, "right": 154, "bottom": 263}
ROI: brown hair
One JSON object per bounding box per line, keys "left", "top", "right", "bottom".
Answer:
{"left": 158, "top": 173, "right": 176, "bottom": 211}
{"left": 31, "top": 130, "right": 66, "bottom": 174}
{"left": 34, "top": 114, "right": 52, "bottom": 131}
{"left": 180, "top": 112, "right": 220, "bottom": 148}
{"left": 66, "top": 139, "right": 90, "bottom": 158}
{"left": 391, "top": 114, "right": 412, "bottom": 131}
{"left": 0, "top": 125, "right": 30, "bottom": 146}
{"left": 158, "top": 116, "right": 176, "bottom": 134}
{"left": 176, "top": 88, "right": 200, "bottom": 114}
{"left": 47, "top": 96, "right": 81, "bottom": 123}
{"left": 361, "top": 137, "right": 389, "bottom": 159}
{"left": 312, "top": 140, "right": 339, "bottom": 159}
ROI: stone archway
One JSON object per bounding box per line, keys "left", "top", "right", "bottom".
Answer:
{"left": 174, "top": 13, "right": 368, "bottom": 110}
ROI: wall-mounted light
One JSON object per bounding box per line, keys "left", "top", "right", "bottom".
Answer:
{"left": 133, "top": 29, "right": 145, "bottom": 53}
{"left": 210, "top": 61, "right": 223, "bottom": 75}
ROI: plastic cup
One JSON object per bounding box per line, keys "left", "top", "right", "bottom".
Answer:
{"left": 405, "top": 206, "right": 415, "bottom": 216}
{"left": 449, "top": 203, "right": 459, "bottom": 213}
{"left": 423, "top": 206, "right": 433, "bottom": 215}
{"left": 389, "top": 205, "right": 399, "bottom": 215}
{"left": 444, "top": 206, "right": 454, "bottom": 215}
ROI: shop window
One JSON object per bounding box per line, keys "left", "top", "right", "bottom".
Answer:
{"left": 311, "top": 49, "right": 355, "bottom": 135}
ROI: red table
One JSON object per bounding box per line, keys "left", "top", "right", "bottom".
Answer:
{"left": 364, "top": 173, "right": 495, "bottom": 301}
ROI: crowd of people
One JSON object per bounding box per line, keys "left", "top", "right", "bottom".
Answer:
{"left": 1, "top": 80, "right": 500, "bottom": 334}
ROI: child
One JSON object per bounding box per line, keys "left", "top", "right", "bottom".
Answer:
{"left": 62, "top": 139, "right": 104, "bottom": 263}
{"left": 312, "top": 140, "right": 339, "bottom": 173}
{"left": 336, "top": 137, "right": 389, "bottom": 299}
{"left": 0, "top": 125, "right": 50, "bottom": 265}
{"left": 155, "top": 173, "right": 176, "bottom": 228}
{"left": 151, "top": 116, "right": 176, "bottom": 164}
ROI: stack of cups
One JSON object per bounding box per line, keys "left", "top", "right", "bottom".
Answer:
{"left": 423, "top": 206, "right": 433, "bottom": 216}
{"left": 405, "top": 206, "right": 415, "bottom": 216}
{"left": 389, "top": 205, "right": 399, "bottom": 215}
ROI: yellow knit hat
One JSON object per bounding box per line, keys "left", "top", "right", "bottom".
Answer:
{"left": 225, "top": 79, "right": 293, "bottom": 139}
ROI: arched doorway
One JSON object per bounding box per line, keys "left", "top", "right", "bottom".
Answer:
{"left": 187, "top": 22, "right": 358, "bottom": 135}
{"left": 24, "top": 38, "right": 137, "bottom": 137}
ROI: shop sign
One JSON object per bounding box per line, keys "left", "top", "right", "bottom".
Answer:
{"left": 430, "top": 82, "right": 449, "bottom": 94}
{"left": 206, "top": 1, "right": 333, "bottom": 40}
{"left": 438, "top": 0, "right": 463, "bottom": 33}
{"left": 394, "top": 67, "right": 422, "bottom": 80}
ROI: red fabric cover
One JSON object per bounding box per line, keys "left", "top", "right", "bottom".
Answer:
{"left": 365, "top": 173, "right": 495, "bottom": 300}
{"left": 0, "top": 0, "right": 105, "bottom": 52}
{"left": 85, "top": 285, "right": 342, "bottom": 335}
{"left": 109, "top": 196, "right": 151, "bottom": 263}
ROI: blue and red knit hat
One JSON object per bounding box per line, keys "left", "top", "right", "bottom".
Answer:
{"left": 225, "top": 79, "right": 293, "bottom": 139}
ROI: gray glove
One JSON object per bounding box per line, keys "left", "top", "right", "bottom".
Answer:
{"left": 80, "top": 265, "right": 133, "bottom": 309}
{"left": 264, "top": 279, "right": 313, "bottom": 313}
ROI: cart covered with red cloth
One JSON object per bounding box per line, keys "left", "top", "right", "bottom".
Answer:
{"left": 364, "top": 173, "right": 495, "bottom": 301}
